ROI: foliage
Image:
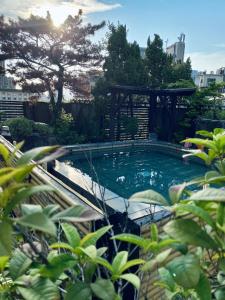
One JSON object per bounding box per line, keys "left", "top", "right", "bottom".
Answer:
{"left": 33, "top": 123, "right": 53, "bottom": 137}
{"left": 0, "top": 142, "right": 144, "bottom": 299}
{"left": 121, "top": 116, "right": 138, "bottom": 138}
{"left": 173, "top": 83, "right": 225, "bottom": 142}
{"left": 203, "top": 110, "right": 225, "bottom": 120}
{"left": 103, "top": 24, "right": 148, "bottom": 87}
{"left": 145, "top": 34, "right": 173, "bottom": 87}
{"left": 5, "top": 117, "right": 33, "bottom": 141}
{"left": 114, "top": 128, "right": 225, "bottom": 299}
{"left": 0, "top": 11, "right": 104, "bottom": 121}
{"left": 53, "top": 110, "right": 85, "bottom": 145}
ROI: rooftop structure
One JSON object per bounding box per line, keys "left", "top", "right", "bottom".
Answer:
{"left": 194, "top": 72, "right": 224, "bottom": 88}
{"left": 166, "top": 33, "right": 185, "bottom": 63}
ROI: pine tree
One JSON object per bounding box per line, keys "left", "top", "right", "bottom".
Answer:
{"left": 0, "top": 11, "right": 104, "bottom": 122}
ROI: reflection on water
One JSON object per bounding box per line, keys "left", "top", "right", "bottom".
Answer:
{"left": 62, "top": 150, "right": 206, "bottom": 198}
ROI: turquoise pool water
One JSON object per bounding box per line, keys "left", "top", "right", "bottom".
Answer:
{"left": 62, "top": 150, "right": 206, "bottom": 199}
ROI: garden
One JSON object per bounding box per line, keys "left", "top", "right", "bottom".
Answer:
{"left": 0, "top": 9, "right": 225, "bottom": 300}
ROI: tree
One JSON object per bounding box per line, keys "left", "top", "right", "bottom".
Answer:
{"left": 103, "top": 24, "right": 148, "bottom": 86}
{"left": 0, "top": 11, "right": 104, "bottom": 122}
{"left": 172, "top": 57, "right": 193, "bottom": 82}
{"left": 145, "top": 34, "right": 172, "bottom": 87}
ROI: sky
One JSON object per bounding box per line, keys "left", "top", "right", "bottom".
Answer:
{"left": 2, "top": 0, "right": 225, "bottom": 72}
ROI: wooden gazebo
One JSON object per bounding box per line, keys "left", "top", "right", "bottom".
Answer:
{"left": 108, "top": 85, "right": 196, "bottom": 141}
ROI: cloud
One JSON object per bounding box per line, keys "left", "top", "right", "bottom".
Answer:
{"left": 185, "top": 51, "right": 225, "bottom": 72}
{"left": 214, "top": 43, "right": 225, "bottom": 49}
{"left": 1, "top": 0, "right": 121, "bottom": 20}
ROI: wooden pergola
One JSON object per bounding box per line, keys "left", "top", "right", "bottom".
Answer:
{"left": 108, "top": 85, "right": 196, "bottom": 141}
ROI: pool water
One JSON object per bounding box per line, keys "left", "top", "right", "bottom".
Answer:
{"left": 62, "top": 150, "right": 206, "bottom": 199}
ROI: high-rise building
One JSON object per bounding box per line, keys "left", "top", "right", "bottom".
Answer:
{"left": 166, "top": 33, "right": 185, "bottom": 63}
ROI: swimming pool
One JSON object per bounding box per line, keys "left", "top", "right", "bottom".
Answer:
{"left": 61, "top": 148, "right": 206, "bottom": 199}
{"left": 53, "top": 142, "right": 206, "bottom": 223}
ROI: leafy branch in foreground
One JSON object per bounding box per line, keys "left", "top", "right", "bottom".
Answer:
{"left": 0, "top": 142, "right": 143, "bottom": 299}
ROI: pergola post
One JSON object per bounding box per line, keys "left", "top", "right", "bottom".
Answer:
{"left": 109, "top": 91, "right": 117, "bottom": 141}
{"left": 168, "top": 95, "right": 177, "bottom": 141}
{"left": 149, "top": 94, "right": 157, "bottom": 134}
{"left": 116, "top": 93, "right": 121, "bottom": 140}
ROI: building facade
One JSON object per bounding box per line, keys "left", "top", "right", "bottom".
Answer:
{"left": 194, "top": 72, "right": 224, "bottom": 88}
{"left": 166, "top": 33, "right": 185, "bottom": 63}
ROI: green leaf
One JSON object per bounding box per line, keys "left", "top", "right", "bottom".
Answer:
{"left": 181, "top": 138, "right": 216, "bottom": 151}
{"left": 166, "top": 254, "right": 201, "bottom": 289}
{"left": 164, "top": 219, "right": 218, "bottom": 250}
{"left": 112, "top": 251, "right": 128, "bottom": 275}
{"left": 80, "top": 245, "right": 97, "bottom": 259}
{"left": 21, "top": 204, "right": 42, "bottom": 215}
{"left": 129, "top": 189, "right": 169, "bottom": 206}
{"left": 43, "top": 205, "right": 60, "bottom": 217}
{"left": 16, "top": 212, "right": 56, "bottom": 236}
{"left": 175, "top": 204, "right": 215, "bottom": 228}
{"left": 41, "top": 253, "right": 76, "bottom": 280}
{"left": 16, "top": 146, "right": 58, "bottom": 166}
{"left": 50, "top": 242, "right": 74, "bottom": 252}
{"left": 217, "top": 203, "right": 225, "bottom": 226}
{"left": 112, "top": 233, "right": 147, "bottom": 249}
{"left": 91, "top": 278, "right": 115, "bottom": 300}
{"left": 94, "top": 257, "right": 113, "bottom": 272}
{"left": 142, "top": 249, "right": 172, "bottom": 271}
{"left": 215, "top": 287, "right": 225, "bottom": 300}
{"left": 4, "top": 185, "right": 55, "bottom": 216}
{"left": 96, "top": 247, "right": 107, "bottom": 257}
{"left": 9, "top": 249, "right": 32, "bottom": 280}
{"left": 0, "top": 165, "right": 33, "bottom": 186}
{"left": 120, "top": 259, "right": 145, "bottom": 273}
{"left": 195, "top": 272, "right": 211, "bottom": 300}
{"left": 65, "top": 282, "right": 91, "bottom": 300}
{"left": 61, "top": 223, "right": 80, "bottom": 248}
{"left": 0, "top": 221, "right": 13, "bottom": 256}
{"left": 51, "top": 206, "right": 85, "bottom": 222}
{"left": 150, "top": 224, "right": 158, "bottom": 242}
{"left": 158, "top": 267, "right": 176, "bottom": 292}
{"left": 119, "top": 273, "right": 140, "bottom": 290}
{"left": 17, "top": 276, "right": 59, "bottom": 300}
{"left": 80, "top": 225, "right": 112, "bottom": 247}
{"left": 189, "top": 188, "right": 225, "bottom": 202}
{"left": 196, "top": 130, "right": 213, "bottom": 138}
{"left": 0, "top": 144, "right": 9, "bottom": 162}
{"left": 0, "top": 256, "right": 9, "bottom": 272}
{"left": 169, "top": 183, "right": 186, "bottom": 204}
{"left": 213, "top": 128, "right": 225, "bottom": 135}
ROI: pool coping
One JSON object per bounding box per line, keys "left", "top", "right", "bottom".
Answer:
{"left": 51, "top": 139, "right": 203, "bottom": 226}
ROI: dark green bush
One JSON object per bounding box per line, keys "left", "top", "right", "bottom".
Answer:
{"left": 33, "top": 122, "right": 53, "bottom": 136}
{"left": 122, "top": 116, "right": 138, "bottom": 138}
{"left": 53, "top": 111, "right": 85, "bottom": 145}
{"left": 5, "top": 117, "right": 33, "bottom": 141}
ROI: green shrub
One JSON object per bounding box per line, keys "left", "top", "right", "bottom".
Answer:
{"left": 54, "top": 110, "right": 85, "bottom": 145}
{"left": 33, "top": 122, "right": 53, "bottom": 136}
{"left": 122, "top": 116, "right": 138, "bottom": 138}
{"left": 5, "top": 117, "right": 33, "bottom": 141}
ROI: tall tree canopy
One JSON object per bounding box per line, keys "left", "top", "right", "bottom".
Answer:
{"left": 144, "top": 34, "right": 193, "bottom": 87}
{"left": 103, "top": 24, "right": 148, "bottom": 86}
{"left": 145, "top": 34, "right": 172, "bottom": 87}
{"left": 0, "top": 11, "right": 105, "bottom": 121}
